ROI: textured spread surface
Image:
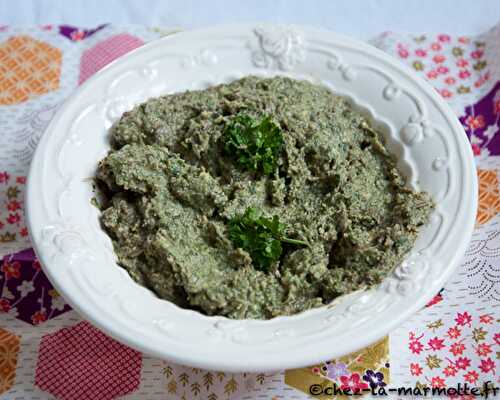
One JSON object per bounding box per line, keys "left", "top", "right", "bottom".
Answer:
{"left": 97, "top": 76, "right": 433, "bottom": 319}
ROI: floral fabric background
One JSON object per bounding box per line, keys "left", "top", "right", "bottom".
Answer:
{"left": 0, "top": 23, "right": 498, "bottom": 399}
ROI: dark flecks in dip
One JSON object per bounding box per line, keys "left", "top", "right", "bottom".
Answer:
{"left": 95, "top": 76, "right": 434, "bottom": 320}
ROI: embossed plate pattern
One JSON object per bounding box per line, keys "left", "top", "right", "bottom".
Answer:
{"left": 26, "top": 24, "right": 477, "bottom": 372}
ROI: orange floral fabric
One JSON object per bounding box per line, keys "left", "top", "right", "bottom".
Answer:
{"left": 476, "top": 169, "right": 500, "bottom": 225}
{"left": 0, "top": 35, "right": 61, "bottom": 105}
{"left": 0, "top": 328, "right": 20, "bottom": 394}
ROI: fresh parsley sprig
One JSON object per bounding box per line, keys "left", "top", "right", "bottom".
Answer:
{"left": 228, "top": 207, "right": 307, "bottom": 272}
{"left": 223, "top": 114, "right": 283, "bottom": 175}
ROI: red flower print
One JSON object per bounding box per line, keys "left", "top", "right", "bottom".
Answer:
{"left": 20, "top": 227, "right": 28, "bottom": 237}
{"left": 430, "top": 42, "right": 442, "bottom": 51}
{"left": 431, "top": 376, "right": 446, "bottom": 388}
{"left": 433, "top": 55, "right": 445, "bottom": 64}
{"left": 70, "top": 30, "right": 85, "bottom": 41}
{"left": 450, "top": 341, "right": 466, "bottom": 356}
{"left": 439, "top": 89, "right": 453, "bottom": 99}
{"left": 0, "top": 221, "right": 4, "bottom": 230}
{"left": 458, "top": 36, "right": 470, "bottom": 43}
{"left": 32, "top": 310, "right": 47, "bottom": 325}
{"left": 6, "top": 213, "right": 21, "bottom": 225}
{"left": 443, "top": 365, "right": 457, "bottom": 377}
{"left": 463, "top": 370, "right": 479, "bottom": 384}
{"left": 471, "top": 144, "right": 481, "bottom": 156}
{"left": 479, "top": 314, "right": 494, "bottom": 324}
{"left": 437, "top": 66, "right": 449, "bottom": 75}
{"left": 311, "top": 367, "right": 320, "bottom": 374}
{"left": 479, "top": 358, "right": 495, "bottom": 373}
{"left": 339, "top": 373, "right": 369, "bottom": 393}
{"left": 456, "top": 58, "right": 469, "bottom": 68}
{"left": 410, "top": 363, "right": 423, "bottom": 376}
{"left": 455, "top": 357, "right": 471, "bottom": 370}
{"left": 455, "top": 311, "right": 472, "bottom": 326}
{"left": 415, "top": 49, "right": 427, "bottom": 57}
{"left": 0, "top": 298, "right": 11, "bottom": 312}
{"left": 426, "top": 293, "right": 443, "bottom": 307}
{"left": 447, "top": 327, "right": 461, "bottom": 339}
{"left": 427, "top": 70, "right": 438, "bottom": 80}
{"left": 445, "top": 77, "right": 456, "bottom": 85}
{"left": 465, "top": 115, "right": 486, "bottom": 130}
{"left": 32, "top": 259, "right": 41, "bottom": 271}
{"left": 16, "top": 176, "right": 26, "bottom": 184}
{"left": 428, "top": 337, "right": 446, "bottom": 351}
{"left": 0, "top": 172, "right": 10, "bottom": 184}
{"left": 471, "top": 50, "right": 484, "bottom": 59}
{"left": 459, "top": 70, "right": 471, "bottom": 79}
{"left": 475, "top": 343, "right": 492, "bottom": 357}
{"left": 438, "top": 34, "right": 451, "bottom": 43}
{"left": 409, "top": 340, "right": 424, "bottom": 354}
{"left": 7, "top": 200, "right": 21, "bottom": 212}
{"left": 409, "top": 332, "right": 424, "bottom": 341}
{"left": 494, "top": 100, "right": 500, "bottom": 114}
{"left": 474, "top": 77, "right": 487, "bottom": 88}
{"left": 398, "top": 48, "right": 409, "bottom": 58}
{"left": 1, "top": 260, "right": 21, "bottom": 279}
{"left": 494, "top": 333, "right": 500, "bottom": 345}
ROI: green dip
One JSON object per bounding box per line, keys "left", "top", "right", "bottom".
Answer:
{"left": 96, "top": 76, "right": 434, "bottom": 319}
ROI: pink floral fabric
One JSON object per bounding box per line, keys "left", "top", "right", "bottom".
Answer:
{"left": 0, "top": 175, "right": 28, "bottom": 243}
{"left": 406, "top": 311, "right": 497, "bottom": 389}
{"left": 393, "top": 33, "right": 489, "bottom": 100}
{"left": 0, "top": 173, "right": 29, "bottom": 249}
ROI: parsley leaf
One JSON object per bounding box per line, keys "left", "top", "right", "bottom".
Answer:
{"left": 228, "top": 207, "right": 307, "bottom": 272}
{"left": 223, "top": 114, "right": 283, "bottom": 175}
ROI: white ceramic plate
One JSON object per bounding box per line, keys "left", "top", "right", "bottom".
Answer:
{"left": 26, "top": 24, "right": 477, "bottom": 372}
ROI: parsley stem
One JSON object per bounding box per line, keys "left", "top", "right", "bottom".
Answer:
{"left": 280, "top": 237, "right": 308, "bottom": 246}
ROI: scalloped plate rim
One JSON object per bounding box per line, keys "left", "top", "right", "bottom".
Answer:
{"left": 26, "top": 23, "right": 477, "bottom": 372}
